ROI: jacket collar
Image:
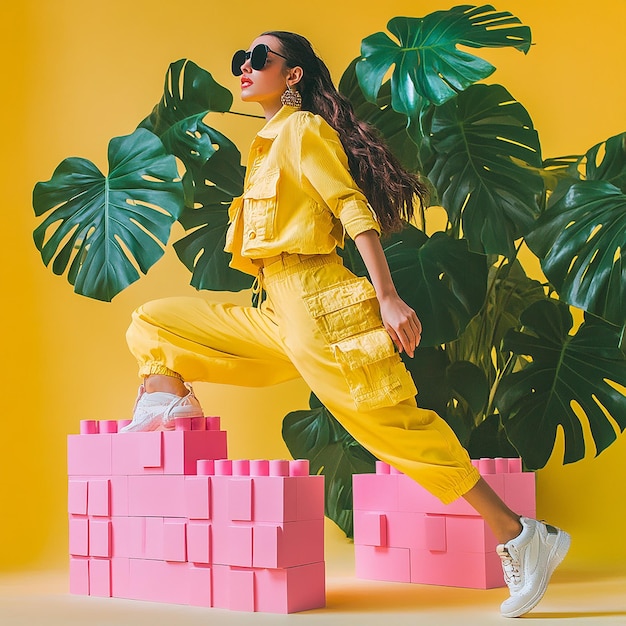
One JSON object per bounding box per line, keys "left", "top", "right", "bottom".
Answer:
{"left": 256, "top": 105, "right": 300, "bottom": 139}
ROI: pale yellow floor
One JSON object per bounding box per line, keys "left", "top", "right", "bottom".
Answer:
{"left": 2, "top": 526, "right": 625, "bottom": 626}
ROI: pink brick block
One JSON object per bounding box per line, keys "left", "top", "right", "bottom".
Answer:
{"left": 128, "top": 475, "right": 186, "bottom": 517}
{"left": 187, "top": 522, "right": 211, "bottom": 564}
{"left": 89, "top": 558, "right": 111, "bottom": 597}
{"left": 353, "top": 511, "right": 387, "bottom": 547}
{"left": 108, "top": 475, "right": 129, "bottom": 516}
{"left": 162, "top": 430, "right": 228, "bottom": 475}
{"left": 112, "top": 432, "right": 163, "bottom": 475}
{"left": 353, "top": 474, "right": 399, "bottom": 511}
{"left": 212, "top": 566, "right": 257, "bottom": 612}
{"left": 68, "top": 480, "right": 88, "bottom": 515}
{"left": 87, "top": 479, "right": 111, "bottom": 516}
{"left": 355, "top": 544, "right": 411, "bottom": 582}
{"left": 89, "top": 519, "right": 112, "bottom": 558}
{"left": 128, "top": 559, "right": 190, "bottom": 604}
{"left": 144, "top": 517, "right": 164, "bottom": 560}
{"left": 229, "top": 569, "right": 255, "bottom": 611}
{"left": 397, "top": 475, "right": 474, "bottom": 516}
{"left": 253, "top": 519, "right": 324, "bottom": 569}
{"left": 503, "top": 472, "right": 536, "bottom": 515}
{"left": 69, "top": 517, "right": 89, "bottom": 557}
{"left": 185, "top": 475, "right": 211, "bottom": 519}
{"left": 445, "top": 516, "right": 497, "bottom": 554}
{"left": 366, "top": 511, "right": 443, "bottom": 552}
{"left": 187, "top": 564, "right": 212, "bottom": 607}
{"left": 228, "top": 525, "right": 253, "bottom": 567}
{"left": 110, "top": 558, "right": 131, "bottom": 599}
{"left": 229, "top": 478, "right": 253, "bottom": 521}
{"left": 209, "top": 476, "right": 233, "bottom": 524}
{"left": 67, "top": 434, "right": 112, "bottom": 476}
{"left": 211, "top": 523, "right": 252, "bottom": 567}
{"left": 255, "top": 562, "right": 326, "bottom": 613}
{"left": 163, "top": 520, "right": 187, "bottom": 562}
{"left": 410, "top": 549, "right": 505, "bottom": 589}
{"left": 368, "top": 512, "right": 447, "bottom": 552}
{"left": 252, "top": 477, "right": 298, "bottom": 523}
{"left": 69, "top": 557, "right": 89, "bottom": 595}
{"left": 424, "top": 515, "right": 447, "bottom": 552}
{"left": 111, "top": 517, "right": 144, "bottom": 559}
{"left": 296, "top": 475, "right": 325, "bottom": 521}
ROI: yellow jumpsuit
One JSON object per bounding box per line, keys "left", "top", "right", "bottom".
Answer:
{"left": 127, "top": 106, "right": 480, "bottom": 504}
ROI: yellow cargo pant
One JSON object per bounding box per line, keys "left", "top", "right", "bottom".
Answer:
{"left": 127, "top": 252, "right": 480, "bottom": 503}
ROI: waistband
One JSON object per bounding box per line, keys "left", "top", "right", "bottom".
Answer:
{"left": 254, "top": 252, "right": 342, "bottom": 283}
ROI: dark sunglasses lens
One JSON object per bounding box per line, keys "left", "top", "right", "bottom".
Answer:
{"left": 231, "top": 50, "right": 246, "bottom": 76}
{"left": 250, "top": 44, "right": 269, "bottom": 70}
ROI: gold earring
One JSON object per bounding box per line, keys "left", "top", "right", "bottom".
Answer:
{"left": 281, "top": 83, "right": 302, "bottom": 108}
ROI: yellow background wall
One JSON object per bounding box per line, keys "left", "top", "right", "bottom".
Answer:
{"left": 1, "top": 0, "right": 624, "bottom": 574}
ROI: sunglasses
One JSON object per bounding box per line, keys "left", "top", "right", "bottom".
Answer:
{"left": 231, "top": 44, "right": 288, "bottom": 76}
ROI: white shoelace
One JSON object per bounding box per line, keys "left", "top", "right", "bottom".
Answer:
{"left": 499, "top": 547, "right": 522, "bottom": 588}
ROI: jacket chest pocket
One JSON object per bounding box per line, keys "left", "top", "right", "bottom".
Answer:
{"left": 303, "top": 277, "right": 417, "bottom": 411}
{"left": 243, "top": 168, "right": 279, "bottom": 241}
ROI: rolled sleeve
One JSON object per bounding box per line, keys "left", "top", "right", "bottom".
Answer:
{"left": 298, "top": 115, "right": 380, "bottom": 240}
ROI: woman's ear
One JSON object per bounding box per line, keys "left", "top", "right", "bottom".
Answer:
{"left": 286, "top": 65, "right": 303, "bottom": 87}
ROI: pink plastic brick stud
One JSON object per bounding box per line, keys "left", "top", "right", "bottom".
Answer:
{"left": 80, "top": 420, "right": 99, "bottom": 435}
{"left": 250, "top": 460, "right": 269, "bottom": 476}
{"left": 99, "top": 420, "right": 118, "bottom": 434}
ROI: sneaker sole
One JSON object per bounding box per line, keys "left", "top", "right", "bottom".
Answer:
{"left": 501, "top": 530, "right": 571, "bottom": 618}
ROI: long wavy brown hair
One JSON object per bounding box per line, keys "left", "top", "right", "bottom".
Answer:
{"left": 263, "top": 30, "right": 428, "bottom": 234}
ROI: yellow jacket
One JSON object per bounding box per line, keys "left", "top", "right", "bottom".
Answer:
{"left": 224, "top": 105, "right": 380, "bottom": 276}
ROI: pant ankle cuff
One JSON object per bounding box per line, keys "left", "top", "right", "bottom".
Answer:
{"left": 138, "top": 364, "right": 184, "bottom": 380}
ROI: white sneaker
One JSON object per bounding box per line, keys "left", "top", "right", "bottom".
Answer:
{"left": 119, "top": 383, "right": 204, "bottom": 433}
{"left": 497, "top": 517, "right": 571, "bottom": 618}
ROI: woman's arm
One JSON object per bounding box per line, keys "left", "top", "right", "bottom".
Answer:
{"left": 354, "top": 229, "right": 422, "bottom": 358}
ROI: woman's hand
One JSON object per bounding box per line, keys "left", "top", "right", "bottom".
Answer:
{"left": 378, "top": 294, "right": 422, "bottom": 357}
{"left": 353, "top": 229, "right": 423, "bottom": 358}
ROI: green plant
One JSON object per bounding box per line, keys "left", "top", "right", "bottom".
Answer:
{"left": 33, "top": 4, "right": 626, "bottom": 537}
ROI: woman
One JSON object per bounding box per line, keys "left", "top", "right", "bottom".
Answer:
{"left": 122, "top": 31, "right": 569, "bottom": 617}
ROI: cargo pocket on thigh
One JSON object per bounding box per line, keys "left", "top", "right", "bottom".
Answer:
{"left": 303, "top": 277, "right": 417, "bottom": 411}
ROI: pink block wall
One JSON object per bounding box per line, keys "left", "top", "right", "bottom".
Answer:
{"left": 353, "top": 458, "right": 536, "bottom": 589}
{"left": 67, "top": 419, "right": 325, "bottom": 613}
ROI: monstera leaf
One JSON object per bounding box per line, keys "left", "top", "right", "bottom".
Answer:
{"left": 497, "top": 299, "right": 626, "bottom": 469}
{"left": 139, "top": 59, "right": 233, "bottom": 170}
{"left": 338, "top": 58, "right": 426, "bottom": 174}
{"left": 451, "top": 260, "right": 546, "bottom": 383}
{"left": 427, "top": 84, "right": 543, "bottom": 257}
{"left": 356, "top": 5, "right": 531, "bottom": 115}
{"left": 33, "top": 129, "right": 184, "bottom": 301}
{"left": 173, "top": 129, "right": 251, "bottom": 291}
{"left": 466, "top": 413, "right": 518, "bottom": 460}
{"left": 339, "top": 226, "right": 488, "bottom": 346}
{"left": 282, "top": 394, "right": 378, "bottom": 537}
{"left": 526, "top": 134, "right": 626, "bottom": 327}
{"left": 585, "top": 132, "right": 626, "bottom": 190}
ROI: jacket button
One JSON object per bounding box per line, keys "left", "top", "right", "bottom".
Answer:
{"left": 248, "top": 231, "right": 256, "bottom": 239}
